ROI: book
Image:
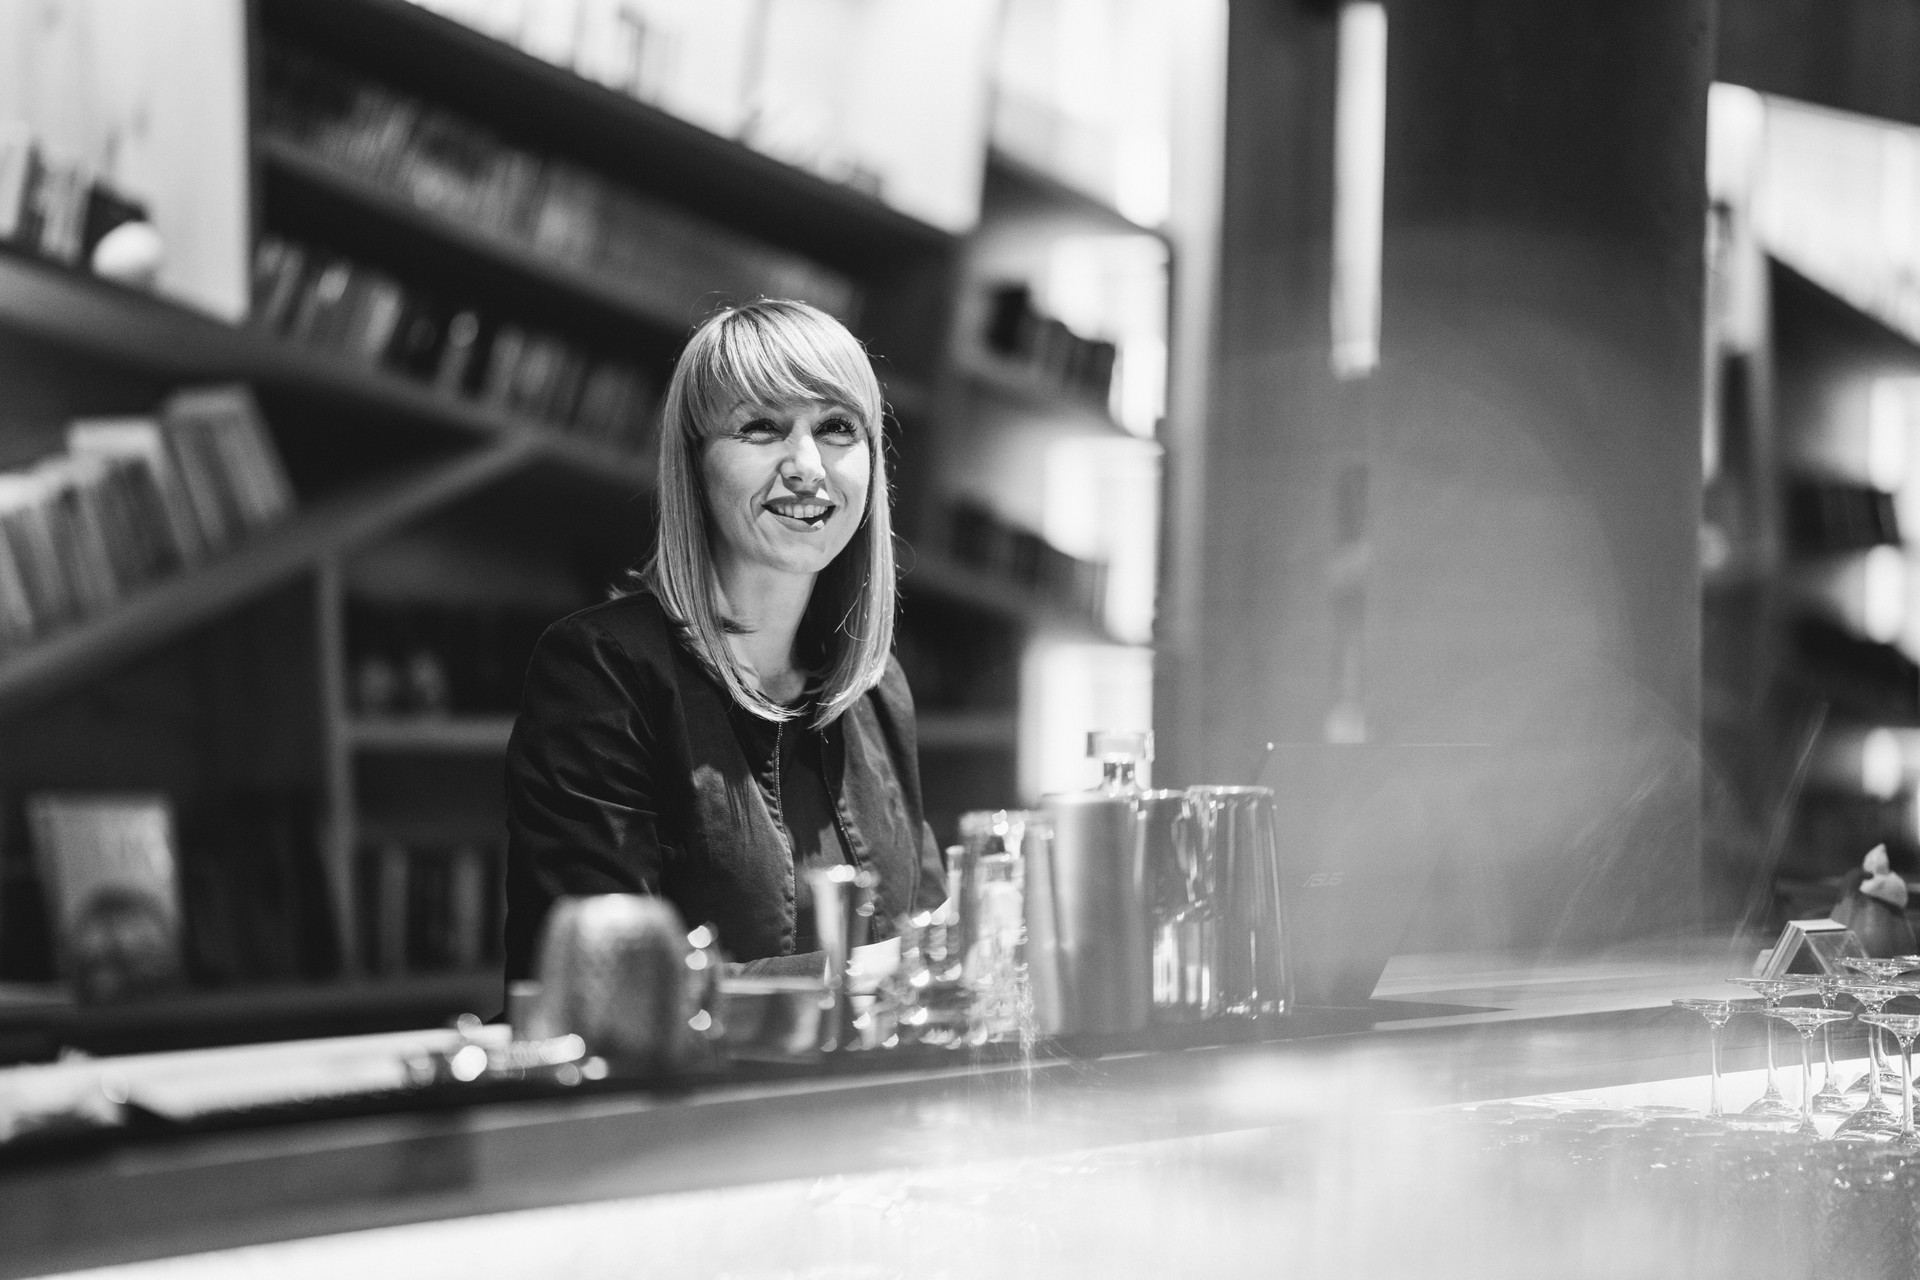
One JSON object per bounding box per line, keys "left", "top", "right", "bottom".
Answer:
{"left": 68, "top": 417, "right": 208, "bottom": 568}
{"left": 33, "top": 457, "right": 120, "bottom": 617}
{"left": 0, "top": 121, "right": 35, "bottom": 242}
{"left": 0, "top": 530, "right": 37, "bottom": 649}
{"left": 161, "top": 385, "right": 296, "bottom": 534}
{"left": 250, "top": 235, "right": 312, "bottom": 333}
{"left": 0, "top": 474, "right": 76, "bottom": 629}
{"left": 26, "top": 792, "right": 187, "bottom": 1001}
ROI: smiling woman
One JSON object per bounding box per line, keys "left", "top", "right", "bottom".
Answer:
{"left": 502, "top": 301, "right": 947, "bottom": 981}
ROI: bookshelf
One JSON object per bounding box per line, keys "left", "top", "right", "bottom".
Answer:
{"left": 0, "top": 0, "right": 1167, "bottom": 1043}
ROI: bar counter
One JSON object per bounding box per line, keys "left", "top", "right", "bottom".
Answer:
{"left": 0, "top": 945, "right": 1848, "bottom": 1279}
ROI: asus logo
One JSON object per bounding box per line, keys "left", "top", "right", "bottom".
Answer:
{"left": 1303, "top": 871, "right": 1345, "bottom": 889}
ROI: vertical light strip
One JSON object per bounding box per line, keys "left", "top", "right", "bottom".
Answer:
{"left": 1330, "top": 1, "right": 1388, "bottom": 379}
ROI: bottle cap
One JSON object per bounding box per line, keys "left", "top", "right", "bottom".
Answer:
{"left": 1086, "top": 729, "right": 1154, "bottom": 762}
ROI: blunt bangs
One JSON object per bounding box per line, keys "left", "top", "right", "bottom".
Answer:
{"left": 677, "top": 305, "right": 882, "bottom": 448}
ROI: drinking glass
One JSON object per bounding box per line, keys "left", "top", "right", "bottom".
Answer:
{"left": 1807, "top": 974, "right": 1859, "bottom": 1117}
{"left": 1764, "top": 1006, "right": 1854, "bottom": 1136}
{"left": 1835, "top": 981, "right": 1908, "bottom": 1140}
{"left": 1671, "top": 998, "right": 1738, "bottom": 1119}
{"left": 1728, "top": 978, "right": 1811, "bottom": 1125}
{"left": 1857, "top": 1013, "right": 1920, "bottom": 1147}
{"left": 1839, "top": 977, "right": 1911, "bottom": 1096}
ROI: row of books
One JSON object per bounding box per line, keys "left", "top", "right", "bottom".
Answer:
{"left": 260, "top": 40, "right": 862, "bottom": 326}
{"left": 17, "top": 789, "right": 337, "bottom": 1001}
{"left": 947, "top": 499, "right": 1109, "bottom": 626}
{"left": 1787, "top": 480, "right": 1902, "bottom": 555}
{"left": 0, "top": 120, "right": 149, "bottom": 273}
{"left": 251, "top": 232, "right": 659, "bottom": 449}
{"left": 358, "top": 840, "right": 501, "bottom": 977}
{"left": 0, "top": 387, "right": 294, "bottom": 652}
{"left": 983, "top": 283, "right": 1121, "bottom": 408}
{"left": 348, "top": 598, "right": 558, "bottom": 716}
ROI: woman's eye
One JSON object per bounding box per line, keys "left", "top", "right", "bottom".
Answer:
{"left": 819, "top": 418, "right": 860, "bottom": 442}
{"left": 737, "top": 418, "right": 782, "bottom": 440}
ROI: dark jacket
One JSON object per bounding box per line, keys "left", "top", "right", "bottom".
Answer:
{"left": 503, "top": 590, "right": 946, "bottom": 978}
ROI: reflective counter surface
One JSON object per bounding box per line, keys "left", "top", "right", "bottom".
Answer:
{"left": 5, "top": 942, "right": 1862, "bottom": 1279}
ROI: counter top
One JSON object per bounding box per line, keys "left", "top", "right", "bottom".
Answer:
{"left": 0, "top": 941, "right": 1808, "bottom": 1278}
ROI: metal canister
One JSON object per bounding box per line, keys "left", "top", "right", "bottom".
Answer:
{"left": 1186, "top": 785, "right": 1293, "bottom": 1018}
{"left": 528, "top": 894, "right": 693, "bottom": 1068}
{"left": 1029, "top": 790, "right": 1150, "bottom": 1035}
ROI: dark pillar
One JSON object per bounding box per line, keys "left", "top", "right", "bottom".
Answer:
{"left": 1179, "top": 0, "right": 1710, "bottom": 952}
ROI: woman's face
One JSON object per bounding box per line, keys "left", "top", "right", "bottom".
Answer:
{"left": 701, "top": 398, "right": 872, "bottom": 580}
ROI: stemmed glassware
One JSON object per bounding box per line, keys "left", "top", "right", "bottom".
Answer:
{"left": 1842, "top": 958, "right": 1918, "bottom": 1092}
{"left": 1807, "top": 974, "right": 1860, "bottom": 1117}
{"left": 1672, "top": 998, "right": 1739, "bottom": 1119}
{"left": 1729, "top": 978, "right": 1812, "bottom": 1125}
{"left": 1857, "top": 1013, "right": 1920, "bottom": 1146}
{"left": 1835, "top": 981, "right": 1908, "bottom": 1140}
{"left": 1764, "top": 1006, "right": 1855, "bottom": 1136}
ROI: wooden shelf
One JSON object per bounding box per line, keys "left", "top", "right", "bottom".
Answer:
{"left": 984, "top": 148, "right": 1165, "bottom": 239}
{"left": 957, "top": 348, "right": 1134, "bottom": 437}
{"left": 259, "top": 0, "right": 957, "bottom": 275}
{"left": 0, "top": 443, "right": 532, "bottom": 721}
{"left": 918, "top": 710, "right": 1018, "bottom": 751}
{"left": 0, "top": 250, "right": 655, "bottom": 495}
{"left": 903, "top": 551, "right": 1114, "bottom": 643}
{"left": 349, "top": 714, "right": 515, "bottom": 753}
{"left": 260, "top": 136, "right": 693, "bottom": 337}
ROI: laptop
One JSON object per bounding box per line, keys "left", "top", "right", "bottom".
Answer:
{"left": 1258, "top": 743, "right": 1486, "bottom": 1009}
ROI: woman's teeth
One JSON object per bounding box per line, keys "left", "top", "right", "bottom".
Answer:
{"left": 767, "top": 499, "right": 833, "bottom": 526}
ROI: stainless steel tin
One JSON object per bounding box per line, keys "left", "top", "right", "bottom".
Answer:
{"left": 1186, "top": 785, "right": 1293, "bottom": 1018}
{"left": 528, "top": 894, "right": 692, "bottom": 1067}
{"left": 1030, "top": 791, "right": 1150, "bottom": 1036}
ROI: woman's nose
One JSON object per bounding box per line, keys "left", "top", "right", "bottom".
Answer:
{"left": 780, "top": 430, "right": 826, "bottom": 488}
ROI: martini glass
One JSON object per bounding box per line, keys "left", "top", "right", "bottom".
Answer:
{"left": 1835, "top": 981, "right": 1908, "bottom": 1140}
{"left": 1807, "top": 973, "right": 1859, "bottom": 1116}
{"left": 1765, "top": 1006, "right": 1855, "bottom": 1136}
{"left": 1857, "top": 1012, "right": 1920, "bottom": 1146}
{"left": 1838, "top": 978, "right": 1909, "bottom": 1098}
{"left": 1729, "top": 978, "right": 1812, "bottom": 1125}
{"left": 1672, "top": 998, "right": 1739, "bottom": 1119}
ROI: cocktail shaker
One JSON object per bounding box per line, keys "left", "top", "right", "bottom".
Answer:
{"left": 1028, "top": 790, "right": 1151, "bottom": 1035}
{"left": 528, "top": 894, "right": 694, "bottom": 1069}
{"left": 1186, "top": 785, "right": 1293, "bottom": 1018}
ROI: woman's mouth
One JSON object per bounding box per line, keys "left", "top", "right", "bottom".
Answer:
{"left": 764, "top": 497, "right": 836, "bottom": 529}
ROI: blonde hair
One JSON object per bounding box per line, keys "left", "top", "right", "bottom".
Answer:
{"left": 637, "top": 299, "right": 894, "bottom": 727}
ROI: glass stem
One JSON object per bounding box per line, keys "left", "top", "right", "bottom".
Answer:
{"left": 1708, "top": 1022, "right": 1723, "bottom": 1118}
{"left": 1764, "top": 1017, "right": 1779, "bottom": 1094}
{"left": 1821, "top": 1019, "right": 1837, "bottom": 1092}
{"left": 1904, "top": 1040, "right": 1916, "bottom": 1140}
{"left": 1869, "top": 1021, "right": 1887, "bottom": 1105}
{"left": 1799, "top": 1030, "right": 1814, "bottom": 1129}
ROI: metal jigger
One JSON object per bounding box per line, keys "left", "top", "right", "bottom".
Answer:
{"left": 810, "top": 864, "right": 876, "bottom": 1052}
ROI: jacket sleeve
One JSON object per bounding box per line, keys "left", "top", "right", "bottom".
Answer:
{"left": 502, "top": 616, "right": 667, "bottom": 979}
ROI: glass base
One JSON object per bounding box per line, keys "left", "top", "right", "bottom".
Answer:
{"left": 1812, "top": 1087, "right": 1857, "bottom": 1117}
{"left": 1835, "top": 1098, "right": 1905, "bottom": 1140}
